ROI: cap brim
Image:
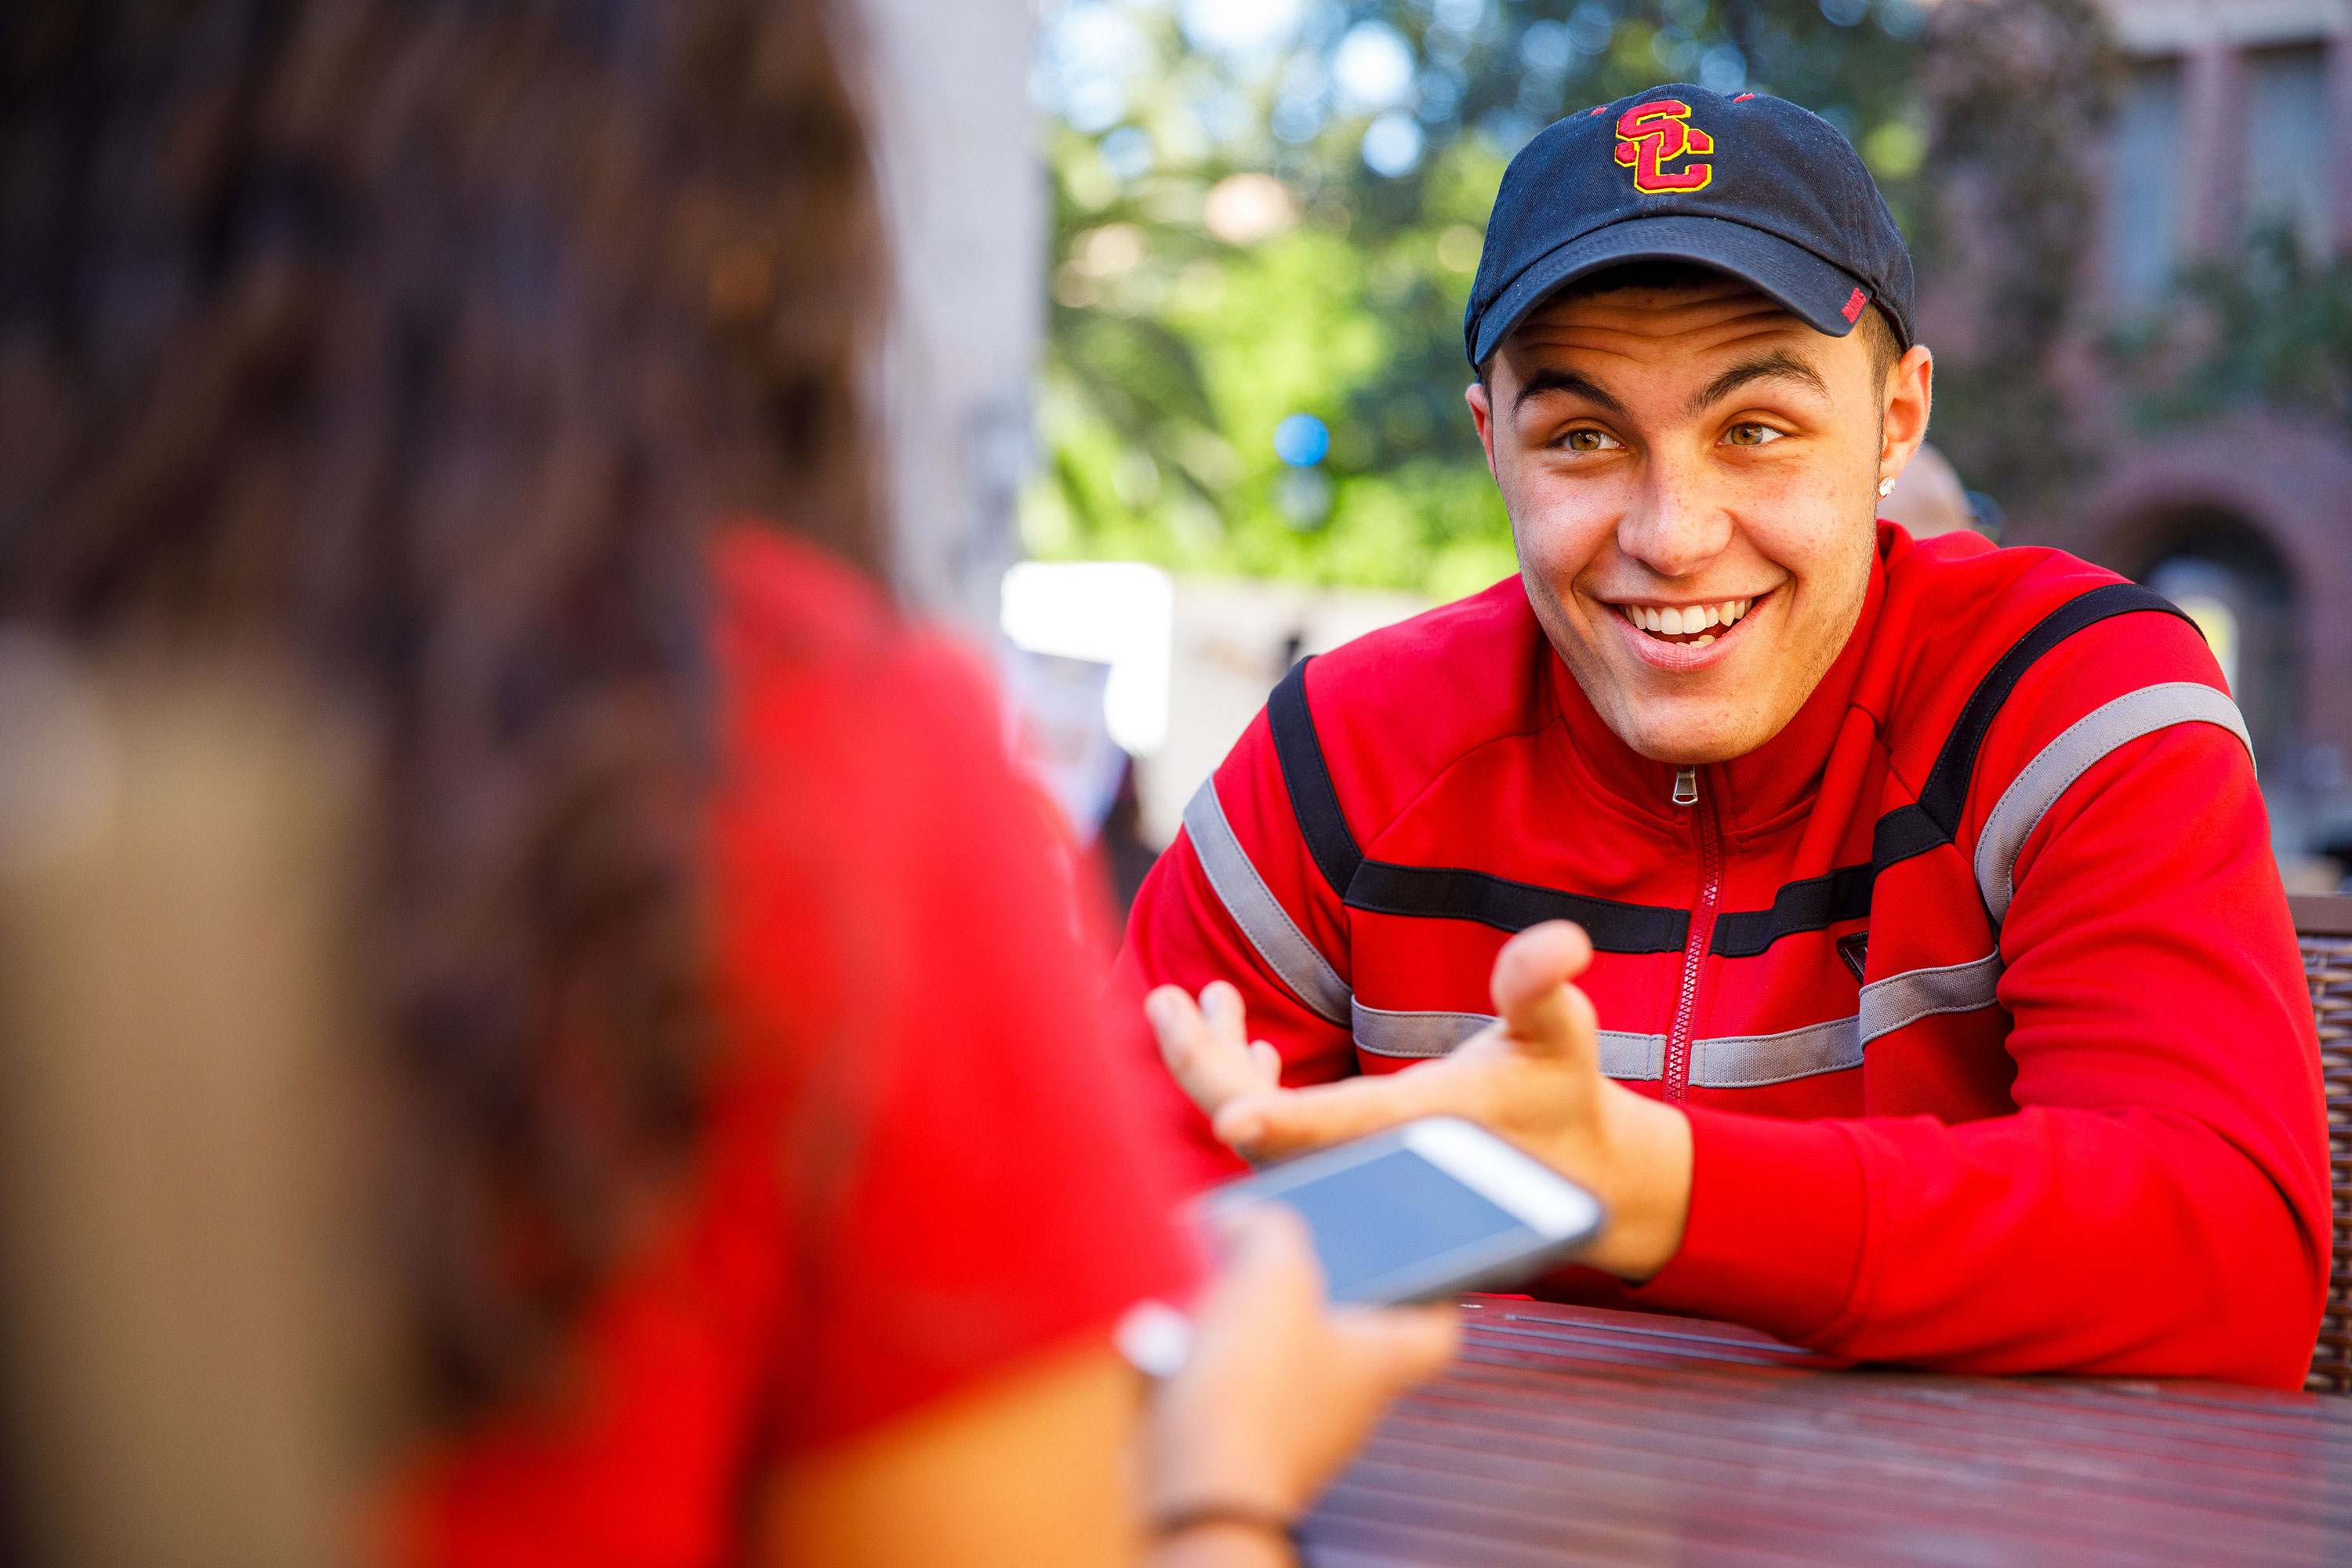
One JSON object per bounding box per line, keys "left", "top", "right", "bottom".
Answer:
{"left": 1469, "top": 214, "right": 1874, "bottom": 368}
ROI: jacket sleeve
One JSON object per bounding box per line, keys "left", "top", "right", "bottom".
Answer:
{"left": 1113, "top": 706, "right": 1362, "bottom": 1191}
{"left": 1633, "top": 718, "right": 2332, "bottom": 1388}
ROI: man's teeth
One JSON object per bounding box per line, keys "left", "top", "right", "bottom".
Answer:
{"left": 1620, "top": 598, "right": 1752, "bottom": 637}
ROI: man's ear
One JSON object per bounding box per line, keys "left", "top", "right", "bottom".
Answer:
{"left": 1878, "top": 343, "right": 1933, "bottom": 481}
{"left": 1465, "top": 379, "right": 1499, "bottom": 481}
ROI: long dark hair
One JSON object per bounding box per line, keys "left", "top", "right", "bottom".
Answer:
{"left": 0, "top": 0, "right": 887, "bottom": 1417}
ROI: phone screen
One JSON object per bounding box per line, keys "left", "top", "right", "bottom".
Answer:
{"left": 1276, "top": 1145, "right": 1537, "bottom": 1302}
{"left": 1200, "top": 1118, "right": 1602, "bottom": 1304}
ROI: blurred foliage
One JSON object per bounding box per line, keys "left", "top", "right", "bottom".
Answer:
{"left": 2108, "top": 220, "right": 2352, "bottom": 434}
{"left": 1914, "top": 0, "right": 2116, "bottom": 511}
{"left": 1029, "top": 0, "right": 1933, "bottom": 593}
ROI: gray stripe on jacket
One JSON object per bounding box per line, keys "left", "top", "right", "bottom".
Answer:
{"left": 1182, "top": 778, "right": 1352, "bottom": 1024}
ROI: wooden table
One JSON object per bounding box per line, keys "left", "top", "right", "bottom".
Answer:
{"left": 1303, "top": 1299, "right": 2352, "bottom": 1566}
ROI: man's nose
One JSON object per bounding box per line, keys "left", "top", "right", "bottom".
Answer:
{"left": 1616, "top": 453, "right": 1730, "bottom": 579}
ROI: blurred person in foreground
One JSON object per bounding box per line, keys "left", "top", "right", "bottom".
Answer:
{"left": 0, "top": 2, "right": 1450, "bottom": 1564}
{"left": 1130, "top": 86, "right": 2328, "bottom": 1388}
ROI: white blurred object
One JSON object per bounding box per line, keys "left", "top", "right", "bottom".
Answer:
{"left": 1878, "top": 444, "right": 1976, "bottom": 539}
{"left": 999, "top": 648, "right": 1125, "bottom": 844}
{"left": 1000, "top": 561, "right": 1173, "bottom": 755}
{"left": 1181, "top": 0, "right": 1306, "bottom": 59}
{"left": 1332, "top": 21, "right": 1415, "bottom": 112}
{"left": 1114, "top": 1298, "right": 1193, "bottom": 1380}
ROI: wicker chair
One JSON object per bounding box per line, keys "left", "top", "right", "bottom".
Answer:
{"left": 2293, "top": 894, "right": 2352, "bottom": 1394}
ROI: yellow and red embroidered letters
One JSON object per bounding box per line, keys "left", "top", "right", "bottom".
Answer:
{"left": 1613, "top": 100, "right": 1714, "bottom": 194}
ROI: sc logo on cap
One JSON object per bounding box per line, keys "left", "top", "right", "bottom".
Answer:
{"left": 1613, "top": 100, "right": 1713, "bottom": 194}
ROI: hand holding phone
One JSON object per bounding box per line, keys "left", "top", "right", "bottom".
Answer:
{"left": 1138, "top": 1206, "right": 1457, "bottom": 1541}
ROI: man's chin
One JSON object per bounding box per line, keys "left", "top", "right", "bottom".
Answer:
{"left": 1602, "top": 691, "right": 1780, "bottom": 767}
{"left": 1545, "top": 616, "right": 1795, "bottom": 765}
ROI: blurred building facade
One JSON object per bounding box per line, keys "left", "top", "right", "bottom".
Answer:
{"left": 2003, "top": 0, "right": 2352, "bottom": 876}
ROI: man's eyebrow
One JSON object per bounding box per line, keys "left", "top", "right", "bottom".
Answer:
{"left": 1513, "top": 366, "right": 1625, "bottom": 414}
{"left": 1686, "top": 350, "right": 1829, "bottom": 416}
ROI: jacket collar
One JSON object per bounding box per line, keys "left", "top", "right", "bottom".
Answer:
{"left": 1542, "top": 539, "right": 1888, "bottom": 832}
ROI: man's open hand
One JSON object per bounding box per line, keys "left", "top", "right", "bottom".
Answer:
{"left": 1145, "top": 978, "right": 1282, "bottom": 1119}
{"left": 1145, "top": 921, "right": 1695, "bottom": 1280}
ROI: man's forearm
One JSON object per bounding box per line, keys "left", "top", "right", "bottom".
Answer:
{"left": 1630, "top": 1102, "right": 2324, "bottom": 1387}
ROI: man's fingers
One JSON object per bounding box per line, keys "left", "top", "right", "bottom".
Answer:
{"left": 1247, "top": 1040, "right": 1281, "bottom": 1089}
{"left": 1213, "top": 1066, "right": 1468, "bottom": 1161}
{"left": 1490, "top": 921, "right": 1598, "bottom": 1062}
{"left": 1149, "top": 984, "right": 1265, "bottom": 1117}
{"left": 1200, "top": 980, "right": 1249, "bottom": 1051}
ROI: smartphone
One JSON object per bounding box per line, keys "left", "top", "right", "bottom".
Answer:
{"left": 1196, "top": 1117, "right": 1604, "bottom": 1305}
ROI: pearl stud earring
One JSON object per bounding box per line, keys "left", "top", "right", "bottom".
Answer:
{"left": 1878, "top": 475, "right": 1896, "bottom": 497}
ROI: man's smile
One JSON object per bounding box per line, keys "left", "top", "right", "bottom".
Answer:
{"left": 1588, "top": 586, "right": 1778, "bottom": 671}
{"left": 1604, "top": 590, "right": 1762, "bottom": 646}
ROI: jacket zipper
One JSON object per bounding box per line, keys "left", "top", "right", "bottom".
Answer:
{"left": 1664, "top": 766, "right": 1723, "bottom": 1102}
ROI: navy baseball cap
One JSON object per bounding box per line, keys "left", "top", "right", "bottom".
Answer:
{"left": 1464, "top": 84, "right": 1914, "bottom": 368}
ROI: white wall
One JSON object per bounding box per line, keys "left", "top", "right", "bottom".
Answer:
{"left": 1142, "top": 579, "right": 1436, "bottom": 848}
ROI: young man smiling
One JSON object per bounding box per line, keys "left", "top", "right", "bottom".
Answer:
{"left": 1120, "top": 85, "right": 2330, "bottom": 1386}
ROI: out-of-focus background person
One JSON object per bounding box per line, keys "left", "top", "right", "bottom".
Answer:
{"left": 0, "top": 4, "right": 1450, "bottom": 1566}
{"left": 1874, "top": 444, "right": 1974, "bottom": 540}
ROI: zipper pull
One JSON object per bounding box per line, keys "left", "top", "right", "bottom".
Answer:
{"left": 1672, "top": 766, "right": 1698, "bottom": 806}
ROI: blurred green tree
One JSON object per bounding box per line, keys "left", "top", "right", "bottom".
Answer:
{"left": 1028, "top": 0, "right": 1932, "bottom": 593}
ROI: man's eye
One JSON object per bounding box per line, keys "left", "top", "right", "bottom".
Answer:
{"left": 1724, "top": 423, "right": 1786, "bottom": 447}
{"left": 1562, "top": 429, "right": 1621, "bottom": 453}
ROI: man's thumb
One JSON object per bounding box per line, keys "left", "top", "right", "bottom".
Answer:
{"left": 1490, "top": 921, "right": 1596, "bottom": 1059}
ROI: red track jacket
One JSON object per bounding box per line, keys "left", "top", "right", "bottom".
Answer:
{"left": 1120, "top": 525, "right": 2329, "bottom": 1388}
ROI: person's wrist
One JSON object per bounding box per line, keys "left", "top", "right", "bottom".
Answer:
{"left": 1144, "top": 1421, "right": 1300, "bottom": 1534}
{"left": 1149, "top": 1501, "right": 1300, "bottom": 1566}
{"left": 1575, "top": 1083, "right": 1693, "bottom": 1280}
{"left": 1150, "top": 1518, "right": 1296, "bottom": 1568}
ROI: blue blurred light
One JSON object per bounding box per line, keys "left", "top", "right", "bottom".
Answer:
{"left": 1699, "top": 44, "right": 1748, "bottom": 96}
{"left": 1520, "top": 20, "right": 1572, "bottom": 76}
{"left": 1274, "top": 413, "right": 1330, "bottom": 467}
{"left": 1099, "top": 125, "right": 1155, "bottom": 182}
{"left": 1431, "top": 0, "right": 1486, "bottom": 34}
{"left": 1478, "top": 107, "right": 1539, "bottom": 158}
{"left": 1362, "top": 111, "right": 1425, "bottom": 177}
{"left": 1567, "top": 2, "right": 1616, "bottom": 56}
{"left": 1880, "top": 0, "right": 1929, "bottom": 36}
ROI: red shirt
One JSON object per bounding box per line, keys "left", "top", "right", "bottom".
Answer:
{"left": 400, "top": 527, "right": 1195, "bottom": 1566}
{"left": 1120, "top": 525, "right": 2328, "bottom": 1388}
